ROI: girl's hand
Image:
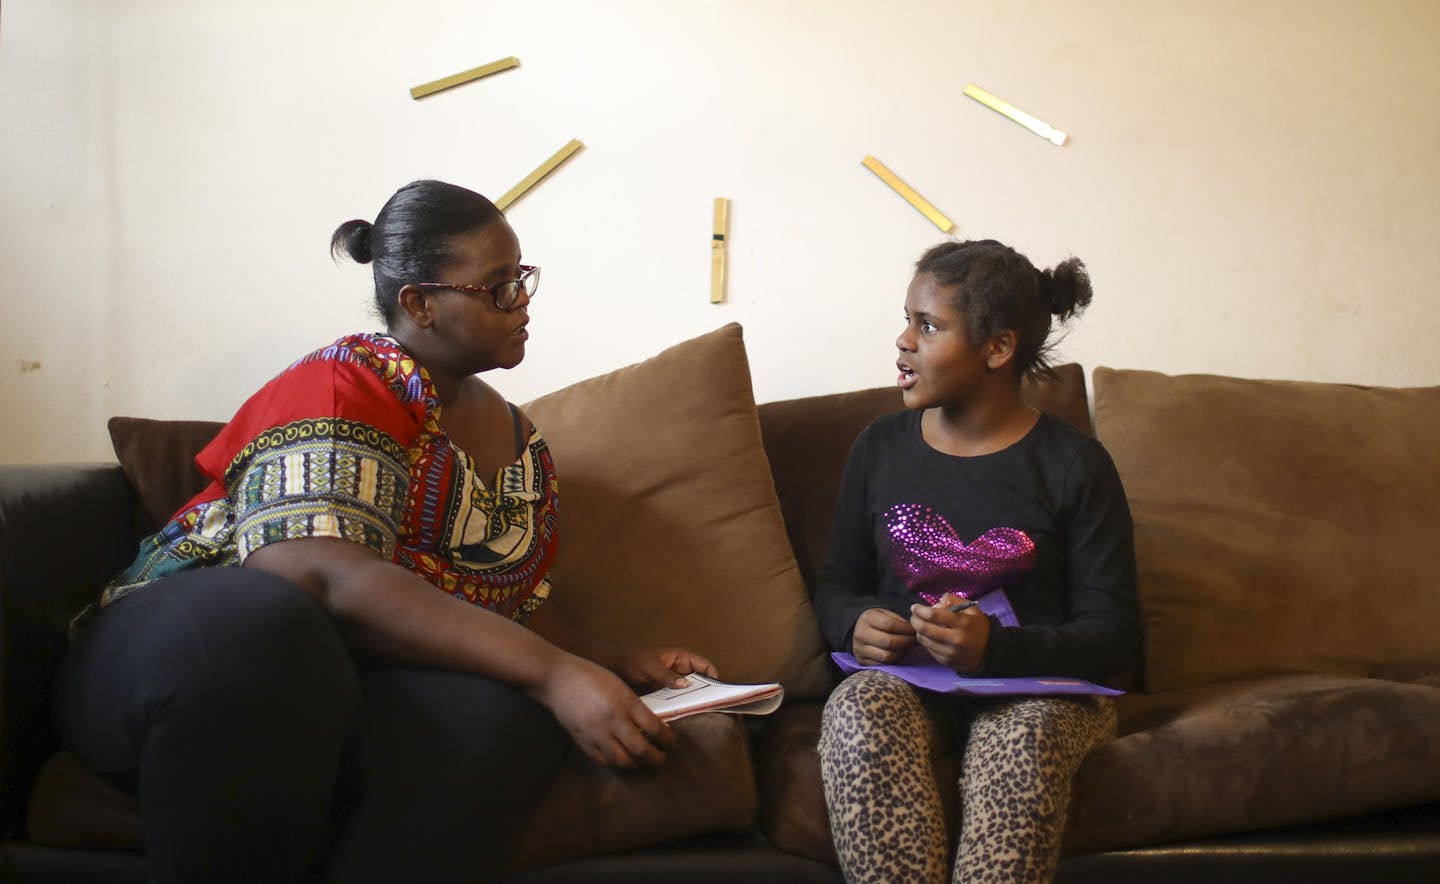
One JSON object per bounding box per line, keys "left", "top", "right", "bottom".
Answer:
{"left": 538, "top": 655, "right": 676, "bottom": 769}
{"left": 852, "top": 607, "right": 917, "bottom": 665}
{"left": 615, "top": 647, "right": 719, "bottom": 689}
{"left": 910, "top": 593, "right": 990, "bottom": 673}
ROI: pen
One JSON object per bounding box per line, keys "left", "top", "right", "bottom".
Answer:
{"left": 945, "top": 600, "right": 979, "bottom": 614}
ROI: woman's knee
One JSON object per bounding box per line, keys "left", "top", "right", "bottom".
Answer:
{"left": 334, "top": 666, "right": 568, "bottom": 865}
{"left": 162, "top": 569, "right": 356, "bottom": 705}
{"left": 104, "top": 568, "right": 356, "bottom": 728}
{"left": 55, "top": 567, "right": 358, "bottom": 795}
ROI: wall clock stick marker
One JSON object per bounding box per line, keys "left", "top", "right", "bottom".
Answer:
{"left": 860, "top": 155, "right": 956, "bottom": 234}
{"left": 495, "top": 140, "right": 585, "bottom": 212}
{"left": 962, "top": 83, "right": 1068, "bottom": 146}
{"left": 711, "top": 198, "right": 729, "bottom": 304}
{"left": 410, "top": 56, "right": 520, "bottom": 100}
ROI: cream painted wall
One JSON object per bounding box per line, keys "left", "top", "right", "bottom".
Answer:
{"left": 3, "top": 0, "right": 1438, "bottom": 464}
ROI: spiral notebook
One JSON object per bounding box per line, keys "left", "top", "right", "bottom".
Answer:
{"left": 639, "top": 674, "right": 785, "bottom": 722}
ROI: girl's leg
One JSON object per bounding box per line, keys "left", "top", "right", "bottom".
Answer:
{"left": 53, "top": 568, "right": 359, "bottom": 884}
{"left": 322, "top": 665, "right": 570, "bottom": 884}
{"left": 819, "top": 670, "right": 949, "bottom": 884}
{"left": 953, "top": 696, "right": 1116, "bottom": 884}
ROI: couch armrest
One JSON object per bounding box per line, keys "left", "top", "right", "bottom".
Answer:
{"left": 0, "top": 464, "right": 137, "bottom": 838}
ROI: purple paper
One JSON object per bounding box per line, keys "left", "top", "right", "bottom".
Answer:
{"left": 831, "top": 652, "right": 1123, "bottom": 697}
{"left": 976, "top": 588, "right": 1020, "bottom": 627}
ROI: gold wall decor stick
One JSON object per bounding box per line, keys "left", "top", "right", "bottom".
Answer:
{"left": 962, "top": 83, "right": 1068, "bottom": 146}
{"left": 494, "top": 139, "right": 585, "bottom": 211}
{"left": 860, "top": 155, "right": 955, "bottom": 234}
{"left": 410, "top": 56, "right": 520, "bottom": 100}
{"left": 711, "top": 197, "right": 729, "bottom": 304}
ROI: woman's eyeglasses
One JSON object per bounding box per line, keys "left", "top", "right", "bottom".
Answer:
{"left": 415, "top": 264, "right": 539, "bottom": 311}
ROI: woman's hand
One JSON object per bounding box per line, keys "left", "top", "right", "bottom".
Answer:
{"left": 851, "top": 607, "right": 917, "bottom": 665}
{"left": 614, "top": 647, "right": 719, "bottom": 689}
{"left": 909, "top": 593, "right": 990, "bottom": 673}
{"left": 538, "top": 654, "right": 677, "bottom": 769}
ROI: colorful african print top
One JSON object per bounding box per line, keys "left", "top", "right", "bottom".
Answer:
{"left": 101, "top": 333, "right": 558, "bottom": 622}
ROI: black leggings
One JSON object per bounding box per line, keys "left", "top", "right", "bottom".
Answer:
{"left": 53, "top": 567, "right": 569, "bottom": 884}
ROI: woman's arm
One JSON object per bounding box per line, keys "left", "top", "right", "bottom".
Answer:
{"left": 244, "top": 537, "right": 676, "bottom": 768}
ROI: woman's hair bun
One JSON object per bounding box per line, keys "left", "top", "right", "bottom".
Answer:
{"left": 330, "top": 219, "right": 374, "bottom": 264}
{"left": 1040, "top": 256, "right": 1092, "bottom": 321}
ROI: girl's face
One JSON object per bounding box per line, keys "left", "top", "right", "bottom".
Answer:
{"left": 895, "top": 273, "right": 992, "bottom": 411}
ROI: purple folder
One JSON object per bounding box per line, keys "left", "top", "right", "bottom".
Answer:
{"left": 831, "top": 589, "right": 1124, "bottom": 696}
{"left": 830, "top": 652, "right": 1124, "bottom": 696}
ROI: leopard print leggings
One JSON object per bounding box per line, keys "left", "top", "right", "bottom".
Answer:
{"left": 819, "top": 670, "right": 1116, "bottom": 884}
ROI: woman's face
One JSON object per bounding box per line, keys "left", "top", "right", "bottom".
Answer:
{"left": 424, "top": 220, "right": 531, "bottom": 373}
{"left": 894, "top": 273, "right": 991, "bottom": 411}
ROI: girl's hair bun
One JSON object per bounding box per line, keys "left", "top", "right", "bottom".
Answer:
{"left": 1041, "top": 256, "right": 1092, "bottom": 321}
{"left": 330, "top": 219, "right": 374, "bottom": 264}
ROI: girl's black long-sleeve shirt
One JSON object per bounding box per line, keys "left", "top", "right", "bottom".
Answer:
{"left": 813, "top": 409, "right": 1141, "bottom": 687}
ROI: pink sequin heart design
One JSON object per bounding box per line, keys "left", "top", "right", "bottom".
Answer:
{"left": 884, "top": 503, "right": 1036, "bottom": 605}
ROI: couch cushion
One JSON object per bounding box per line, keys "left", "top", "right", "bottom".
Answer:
{"left": 107, "top": 417, "right": 222, "bottom": 538}
{"left": 760, "top": 675, "right": 1440, "bottom": 862}
{"left": 1066, "top": 674, "right": 1440, "bottom": 851}
{"left": 1092, "top": 369, "right": 1440, "bottom": 693}
{"left": 510, "top": 713, "right": 757, "bottom": 871}
{"left": 27, "top": 751, "right": 142, "bottom": 850}
{"left": 757, "top": 703, "right": 835, "bottom": 864}
{"left": 758, "top": 363, "right": 1091, "bottom": 594}
{"left": 523, "top": 323, "right": 830, "bottom": 697}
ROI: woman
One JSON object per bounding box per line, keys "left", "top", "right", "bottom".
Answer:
{"left": 814, "top": 239, "right": 1141, "bottom": 883}
{"left": 55, "top": 180, "right": 715, "bottom": 883}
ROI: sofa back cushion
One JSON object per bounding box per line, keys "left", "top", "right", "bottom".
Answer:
{"left": 523, "top": 324, "right": 830, "bottom": 697}
{"left": 758, "top": 363, "right": 1093, "bottom": 593}
{"left": 1093, "top": 368, "right": 1440, "bottom": 692}
{"left": 108, "top": 417, "right": 222, "bottom": 539}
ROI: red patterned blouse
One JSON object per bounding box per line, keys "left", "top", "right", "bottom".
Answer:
{"left": 100, "top": 333, "right": 559, "bottom": 622}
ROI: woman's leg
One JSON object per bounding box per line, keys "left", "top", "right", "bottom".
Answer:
{"left": 819, "top": 669, "right": 949, "bottom": 884}
{"left": 53, "top": 568, "right": 359, "bottom": 884}
{"left": 322, "top": 665, "right": 570, "bottom": 884}
{"left": 953, "top": 696, "right": 1116, "bottom": 884}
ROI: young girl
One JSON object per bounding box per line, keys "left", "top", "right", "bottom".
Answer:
{"left": 814, "top": 239, "right": 1141, "bottom": 883}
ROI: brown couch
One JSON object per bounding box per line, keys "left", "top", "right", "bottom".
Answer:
{"left": 3, "top": 323, "right": 1439, "bottom": 882}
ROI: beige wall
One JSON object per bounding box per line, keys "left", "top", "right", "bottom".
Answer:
{"left": 3, "top": 0, "right": 1438, "bottom": 464}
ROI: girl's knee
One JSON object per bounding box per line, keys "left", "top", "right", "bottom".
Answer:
{"left": 822, "top": 670, "right": 925, "bottom": 737}
{"left": 968, "top": 697, "right": 1114, "bottom": 771}
{"left": 829, "top": 669, "right": 917, "bottom": 707}
{"left": 972, "top": 699, "right": 1059, "bottom": 743}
